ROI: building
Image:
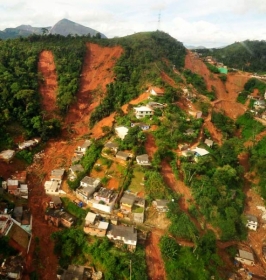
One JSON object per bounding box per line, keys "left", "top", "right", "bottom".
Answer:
{"left": 130, "top": 122, "right": 150, "bottom": 131}
{"left": 18, "top": 139, "right": 38, "bottom": 150}
{"left": 107, "top": 225, "right": 137, "bottom": 249}
{"left": 76, "top": 176, "right": 101, "bottom": 203}
{"left": 0, "top": 256, "right": 25, "bottom": 280}
{"left": 149, "top": 86, "right": 164, "bottom": 97}
{"left": 246, "top": 214, "right": 258, "bottom": 231}
{"left": 134, "top": 106, "right": 153, "bottom": 119}
{"left": 116, "top": 151, "right": 129, "bottom": 161}
{"left": 50, "top": 169, "right": 65, "bottom": 181}
{"left": 75, "top": 140, "right": 92, "bottom": 155}
{"left": 69, "top": 164, "right": 84, "bottom": 180}
{"left": 204, "top": 139, "right": 213, "bottom": 147}
{"left": 58, "top": 265, "right": 102, "bottom": 280}
{"left": 83, "top": 212, "right": 109, "bottom": 237}
{"left": 254, "top": 100, "right": 265, "bottom": 109}
{"left": 192, "top": 147, "right": 209, "bottom": 157}
{"left": 19, "top": 184, "right": 28, "bottom": 199}
{"left": 147, "top": 102, "right": 165, "bottom": 109}
{"left": 93, "top": 187, "right": 116, "bottom": 204}
{"left": 235, "top": 249, "right": 255, "bottom": 266}
{"left": 115, "top": 126, "right": 129, "bottom": 140}
{"left": 152, "top": 199, "right": 169, "bottom": 212}
{"left": 136, "top": 154, "right": 150, "bottom": 165}
{"left": 0, "top": 150, "right": 15, "bottom": 162}
{"left": 120, "top": 193, "right": 136, "bottom": 212}
{"left": 7, "top": 179, "right": 19, "bottom": 195}
{"left": 71, "top": 154, "right": 83, "bottom": 163}
{"left": 45, "top": 208, "right": 76, "bottom": 228}
{"left": 12, "top": 207, "right": 32, "bottom": 233}
{"left": 44, "top": 180, "right": 61, "bottom": 195}
{"left": 104, "top": 142, "right": 119, "bottom": 153}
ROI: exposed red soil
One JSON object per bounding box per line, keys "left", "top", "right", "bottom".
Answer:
{"left": 145, "top": 133, "right": 158, "bottom": 157}
{"left": 65, "top": 43, "right": 123, "bottom": 137}
{"left": 145, "top": 232, "right": 166, "bottom": 280}
{"left": 38, "top": 51, "right": 58, "bottom": 114}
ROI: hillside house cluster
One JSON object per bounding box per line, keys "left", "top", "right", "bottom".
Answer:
{"left": 3, "top": 171, "right": 28, "bottom": 199}
{"left": 69, "top": 139, "right": 91, "bottom": 181}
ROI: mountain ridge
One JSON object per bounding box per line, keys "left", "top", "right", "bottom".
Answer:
{"left": 0, "top": 18, "right": 106, "bottom": 39}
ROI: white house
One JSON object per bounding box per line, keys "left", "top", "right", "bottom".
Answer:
{"left": 115, "top": 126, "right": 129, "bottom": 140}
{"left": 136, "top": 154, "right": 150, "bottom": 165}
{"left": 44, "top": 181, "right": 61, "bottom": 195}
{"left": 235, "top": 250, "right": 255, "bottom": 266}
{"left": 246, "top": 214, "right": 258, "bottom": 231}
{"left": 76, "top": 140, "right": 92, "bottom": 155}
{"left": 0, "top": 150, "right": 15, "bottom": 162}
{"left": 192, "top": 147, "right": 209, "bottom": 157}
{"left": 134, "top": 106, "right": 153, "bottom": 119}
{"left": 107, "top": 225, "right": 137, "bottom": 247}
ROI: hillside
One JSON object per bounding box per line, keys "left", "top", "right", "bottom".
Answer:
{"left": 1, "top": 31, "right": 266, "bottom": 279}
{"left": 198, "top": 40, "right": 266, "bottom": 73}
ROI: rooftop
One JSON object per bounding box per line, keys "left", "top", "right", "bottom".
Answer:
{"left": 192, "top": 147, "right": 209, "bottom": 156}
{"left": 110, "top": 225, "right": 137, "bottom": 242}
{"left": 70, "top": 164, "right": 84, "bottom": 173}
{"left": 134, "top": 106, "right": 153, "bottom": 112}
{"left": 51, "top": 169, "right": 65, "bottom": 178}
{"left": 0, "top": 150, "right": 15, "bottom": 160}
{"left": 238, "top": 249, "right": 254, "bottom": 261}
{"left": 85, "top": 212, "right": 97, "bottom": 224}
{"left": 120, "top": 193, "right": 136, "bottom": 206}
{"left": 80, "top": 139, "right": 92, "bottom": 149}
{"left": 80, "top": 176, "right": 101, "bottom": 187}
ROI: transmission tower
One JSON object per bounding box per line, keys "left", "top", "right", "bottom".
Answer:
{"left": 157, "top": 12, "right": 161, "bottom": 31}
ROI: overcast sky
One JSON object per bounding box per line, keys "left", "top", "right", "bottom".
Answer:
{"left": 1, "top": 0, "right": 266, "bottom": 48}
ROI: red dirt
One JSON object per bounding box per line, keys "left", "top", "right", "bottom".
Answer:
{"left": 38, "top": 51, "right": 58, "bottom": 114}
{"left": 65, "top": 43, "right": 123, "bottom": 137}
{"left": 145, "top": 232, "right": 166, "bottom": 280}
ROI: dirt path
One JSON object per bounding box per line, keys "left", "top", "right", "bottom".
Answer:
{"left": 65, "top": 43, "right": 123, "bottom": 136}
{"left": 145, "top": 232, "right": 166, "bottom": 280}
{"left": 38, "top": 51, "right": 58, "bottom": 115}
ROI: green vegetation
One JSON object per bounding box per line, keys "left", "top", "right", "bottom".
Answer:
{"left": 199, "top": 40, "right": 266, "bottom": 73}
{"left": 211, "top": 111, "right": 235, "bottom": 138}
{"left": 250, "top": 136, "right": 266, "bottom": 199}
{"left": 52, "top": 229, "right": 146, "bottom": 280}
{"left": 0, "top": 236, "right": 18, "bottom": 260}
{"left": 236, "top": 113, "right": 265, "bottom": 140}
{"left": 160, "top": 233, "right": 223, "bottom": 280}
{"left": 90, "top": 31, "right": 186, "bottom": 126}
{"left": 61, "top": 197, "right": 89, "bottom": 222}
{"left": 15, "top": 150, "right": 34, "bottom": 164}
{"left": 183, "top": 69, "right": 216, "bottom": 100}
{"left": 205, "top": 63, "right": 219, "bottom": 74}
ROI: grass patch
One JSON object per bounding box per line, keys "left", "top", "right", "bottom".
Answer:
{"left": 128, "top": 168, "right": 145, "bottom": 194}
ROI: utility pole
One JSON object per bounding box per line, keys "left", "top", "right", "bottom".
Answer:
{"left": 130, "top": 259, "right": 132, "bottom": 280}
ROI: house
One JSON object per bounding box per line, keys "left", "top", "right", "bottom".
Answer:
{"left": 44, "top": 180, "right": 61, "bottom": 195}
{"left": 120, "top": 193, "right": 136, "bottom": 212}
{"left": 45, "top": 208, "right": 76, "bottom": 228}
{"left": 71, "top": 154, "right": 83, "bottom": 163}
{"left": 19, "top": 184, "right": 28, "bottom": 199}
{"left": 12, "top": 207, "right": 32, "bottom": 233}
{"left": 76, "top": 176, "right": 101, "bottom": 203}
{"left": 58, "top": 265, "right": 101, "bottom": 280}
{"left": 75, "top": 140, "right": 92, "bottom": 155}
{"left": 130, "top": 122, "right": 150, "bottom": 130}
{"left": 147, "top": 102, "right": 165, "bottom": 109}
{"left": 192, "top": 147, "right": 209, "bottom": 157}
{"left": 195, "top": 111, "right": 202, "bottom": 119}
{"left": 149, "top": 86, "right": 164, "bottom": 97}
{"left": 104, "top": 141, "right": 119, "bottom": 153}
{"left": 235, "top": 249, "right": 255, "bottom": 266}
{"left": 93, "top": 187, "right": 116, "bottom": 204}
{"left": 152, "top": 199, "right": 169, "bottom": 212}
{"left": 254, "top": 100, "right": 265, "bottom": 109}
{"left": 69, "top": 164, "right": 84, "bottom": 179}
{"left": 0, "top": 150, "right": 15, "bottom": 162}
{"left": 48, "top": 196, "right": 62, "bottom": 209}
{"left": 0, "top": 214, "right": 13, "bottom": 236}
{"left": 204, "top": 139, "right": 213, "bottom": 147}
{"left": 116, "top": 151, "right": 129, "bottom": 161}
{"left": 134, "top": 106, "right": 153, "bottom": 119}
{"left": 107, "top": 225, "right": 137, "bottom": 249}
{"left": 18, "top": 139, "right": 37, "bottom": 150}
{"left": 7, "top": 179, "right": 19, "bottom": 195}
{"left": 136, "top": 154, "right": 150, "bottom": 165}
{"left": 246, "top": 214, "right": 258, "bottom": 231}
{"left": 50, "top": 169, "right": 65, "bottom": 181}
{"left": 83, "top": 212, "right": 109, "bottom": 237}
{"left": 115, "top": 126, "right": 129, "bottom": 140}
{"left": 11, "top": 171, "right": 27, "bottom": 184}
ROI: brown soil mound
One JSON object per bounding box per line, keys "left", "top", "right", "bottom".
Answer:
{"left": 65, "top": 43, "right": 123, "bottom": 136}
{"left": 38, "top": 51, "right": 58, "bottom": 114}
